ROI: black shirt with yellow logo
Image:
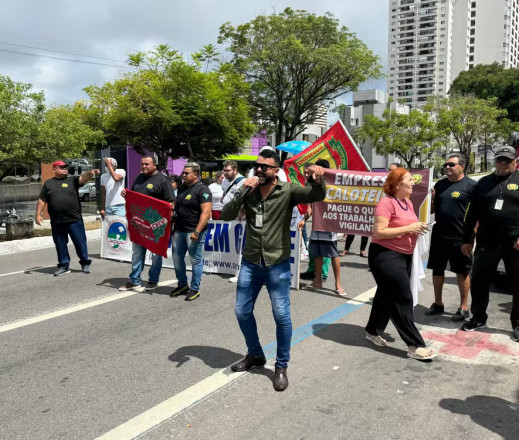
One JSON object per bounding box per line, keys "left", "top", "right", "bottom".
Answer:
{"left": 131, "top": 172, "right": 174, "bottom": 202}
{"left": 463, "top": 171, "right": 519, "bottom": 245}
{"left": 433, "top": 175, "right": 476, "bottom": 243}
{"left": 174, "top": 181, "right": 212, "bottom": 232}
{"left": 39, "top": 176, "right": 82, "bottom": 224}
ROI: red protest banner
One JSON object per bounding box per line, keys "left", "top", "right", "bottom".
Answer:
{"left": 125, "top": 190, "right": 172, "bottom": 258}
{"left": 312, "top": 169, "right": 432, "bottom": 235}
{"left": 283, "top": 120, "right": 370, "bottom": 185}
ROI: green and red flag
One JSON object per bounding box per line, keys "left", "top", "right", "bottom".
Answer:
{"left": 283, "top": 120, "right": 370, "bottom": 185}
{"left": 125, "top": 190, "right": 172, "bottom": 258}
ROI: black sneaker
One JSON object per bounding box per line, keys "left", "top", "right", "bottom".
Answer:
{"left": 425, "top": 303, "right": 444, "bottom": 316}
{"left": 145, "top": 282, "right": 158, "bottom": 292}
{"left": 185, "top": 289, "right": 200, "bottom": 301}
{"left": 231, "top": 353, "right": 267, "bottom": 372}
{"left": 451, "top": 308, "right": 470, "bottom": 322}
{"left": 54, "top": 267, "right": 71, "bottom": 276}
{"left": 170, "top": 285, "right": 189, "bottom": 297}
{"left": 461, "top": 318, "right": 487, "bottom": 332}
{"left": 512, "top": 326, "right": 519, "bottom": 342}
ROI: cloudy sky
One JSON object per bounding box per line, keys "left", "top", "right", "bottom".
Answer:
{"left": 0, "top": 0, "right": 388, "bottom": 106}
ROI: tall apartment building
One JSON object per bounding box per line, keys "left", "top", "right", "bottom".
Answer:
{"left": 339, "top": 90, "right": 410, "bottom": 169}
{"left": 388, "top": 0, "right": 519, "bottom": 108}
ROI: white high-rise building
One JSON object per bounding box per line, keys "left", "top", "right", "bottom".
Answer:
{"left": 387, "top": 0, "right": 519, "bottom": 108}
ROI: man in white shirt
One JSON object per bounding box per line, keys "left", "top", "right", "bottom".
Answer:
{"left": 221, "top": 160, "right": 245, "bottom": 206}
{"left": 100, "top": 157, "right": 126, "bottom": 218}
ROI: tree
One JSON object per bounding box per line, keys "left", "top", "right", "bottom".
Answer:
{"left": 37, "top": 105, "right": 105, "bottom": 161}
{"left": 0, "top": 75, "right": 102, "bottom": 180}
{"left": 85, "top": 45, "right": 255, "bottom": 169}
{"left": 449, "top": 63, "right": 519, "bottom": 122}
{"left": 218, "top": 8, "right": 383, "bottom": 156}
{"left": 355, "top": 108, "right": 446, "bottom": 168}
{"left": 425, "top": 96, "right": 508, "bottom": 172}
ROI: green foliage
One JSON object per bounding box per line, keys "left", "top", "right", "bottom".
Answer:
{"left": 218, "top": 8, "right": 383, "bottom": 151}
{"left": 356, "top": 108, "right": 446, "bottom": 168}
{"left": 0, "top": 75, "right": 103, "bottom": 179}
{"left": 425, "top": 95, "right": 508, "bottom": 171}
{"left": 85, "top": 45, "right": 255, "bottom": 168}
{"left": 450, "top": 63, "right": 519, "bottom": 122}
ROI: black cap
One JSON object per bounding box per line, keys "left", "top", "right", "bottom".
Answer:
{"left": 494, "top": 146, "right": 517, "bottom": 160}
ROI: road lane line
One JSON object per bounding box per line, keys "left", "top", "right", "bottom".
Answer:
{"left": 0, "top": 280, "right": 177, "bottom": 334}
{"left": 95, "top": 287, "right": 376, "bottom": 440}
{"left": 0, "top": 265, "right": 55, "bottom": 278}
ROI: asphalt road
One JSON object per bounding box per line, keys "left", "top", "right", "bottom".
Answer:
{"left": 1, "top": 238, "right": 518, "bottom": 440}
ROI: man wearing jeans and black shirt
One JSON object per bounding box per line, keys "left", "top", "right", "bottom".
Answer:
{"left": 426, "top": 154, "right": 476, "bottom": 321}
{"left": 170, "top": 162, "right": 212, "bottom": 301}
{"left": 461, "top": 146, "right": 519, "bottom": 341}
{"left": 119, "top": 156, "right": 174, "bottom": 292}
{"left": 36, "top": 160, "right": 100, "bottom": 276}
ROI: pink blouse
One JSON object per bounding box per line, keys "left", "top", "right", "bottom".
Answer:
{"left": 371, "top": 196, "right": 418, "bottom": 255}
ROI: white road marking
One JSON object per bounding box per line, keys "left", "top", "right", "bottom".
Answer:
{"left": 0, "top": 280, "right": 177, "bottom": 334}
{"left": 94, "top": 287, "right": 376, "bottom": 440}
{"left": 0, "top": 265, "right": 55, "bottom": 278}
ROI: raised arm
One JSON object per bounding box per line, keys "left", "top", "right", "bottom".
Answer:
{"left": 79, "top": 169, "right": 100, "bottom": 186}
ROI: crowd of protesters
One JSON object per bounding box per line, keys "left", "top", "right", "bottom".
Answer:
{"left": 35, "top": 145, "right": 519, "bottom": 390}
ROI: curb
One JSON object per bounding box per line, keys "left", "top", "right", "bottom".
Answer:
{"left": 0, "top": 228, "right": 102, "bottom": 255}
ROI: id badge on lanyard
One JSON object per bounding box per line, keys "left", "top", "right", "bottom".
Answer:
{"left": 494, "top": 198, "right": 504, "bottom": 210}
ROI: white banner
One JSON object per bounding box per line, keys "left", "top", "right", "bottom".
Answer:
{"left": 101, "top": 216, "right": 301, "bottom": 289}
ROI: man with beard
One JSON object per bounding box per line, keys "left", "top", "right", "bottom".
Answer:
{"left": 221, "top": 148, "right": 326, "bottom": 391}
{"left": 425, "top": 154, "right": 476, "bottom": 321}
{"left": 119, "top": 156, "right": 174, "bottom": 292}
{"left": 461, "top": 146, "right": 519, "bottom": 341}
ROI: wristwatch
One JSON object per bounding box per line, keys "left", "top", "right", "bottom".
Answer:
{"left": 193, "top": 230, "right": 200, "bottom": 237}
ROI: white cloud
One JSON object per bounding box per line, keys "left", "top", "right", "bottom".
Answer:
{"left": 0, "top": 0, "right": 388, "bottom": 105}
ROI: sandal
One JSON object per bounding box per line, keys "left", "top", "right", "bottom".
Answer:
{"left": 339, "top": 250, "right": 349, "bottom": 257}
{"left": 335, "top": 288, "right": 347, "bottom": 296}
{"left": 360, "top": 250, "right": 368, "bottom": 258}
{"left": 407, "top": 347, "right": 437, "bottom": 360}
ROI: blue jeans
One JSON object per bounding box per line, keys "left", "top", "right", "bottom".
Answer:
{"left": 106, "top": 204, "right": 126, "bottom": 216}
{"left": 235, "top": 259, "right": 292, "bottom": 368}
{"left": 171, "top": 230, "right": 207, "bottom": 292}
{"left": 51, "top": 221, "right": 91, "bottom": 268}
{"left": 129, "top": 243, "right": 162, "bottom": 285}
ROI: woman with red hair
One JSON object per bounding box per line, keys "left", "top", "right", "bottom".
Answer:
{"left": 365, "top": 168, "right": 436, "bottom": 360}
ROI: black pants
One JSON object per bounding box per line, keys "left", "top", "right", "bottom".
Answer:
{"left": 365, "top": 243, "right": 425, "bottom": 348}
{"left": 470, "top": 241, "right": 519, "bottom": 326}
{"left": 345, "top": 235, "right": 369, "bottom": 252}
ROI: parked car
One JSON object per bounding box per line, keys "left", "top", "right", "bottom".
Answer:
{"left": 78, "top": 183, "right": 96, "bottom": 202}
{"left": 71, "top": 159, "right": 89, "bottom": 168}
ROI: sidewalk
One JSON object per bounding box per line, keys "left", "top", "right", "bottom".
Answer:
{"left": 0, "top": 214, "right": 101, "bottom": 256}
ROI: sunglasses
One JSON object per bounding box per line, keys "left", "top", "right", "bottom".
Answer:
{"left": 495, "top": 157, "right": 514, "bottom": 164}
{"left": 443, "top": 162, "right": 457, "bottom": 168}
{"left": 56, "top": 165, "right": 68, "bottom": 170}
{"left": 181, "top": 171, "right": 193, "bottom": 176}
{"left": 254, "top": 163, "right": 277, "bottom": 171}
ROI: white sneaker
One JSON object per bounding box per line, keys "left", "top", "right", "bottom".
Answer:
{"left": 229, "top": 276, "right": 239, "bottom": 283}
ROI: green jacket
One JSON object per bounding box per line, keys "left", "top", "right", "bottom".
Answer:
{"left": 221, "top": 178, "right": 326, "bottom": 266}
